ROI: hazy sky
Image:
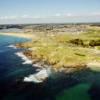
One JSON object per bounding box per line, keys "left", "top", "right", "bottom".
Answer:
{"left": 0, "top": 0, "right": 100, "bottom": 24}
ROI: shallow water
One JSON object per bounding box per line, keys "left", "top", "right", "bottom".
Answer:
{"left": 0, "top": 35, "right": 100, "bottom": 100}
{"left": 56, "top": 84, "right": 91, "bottom": 100}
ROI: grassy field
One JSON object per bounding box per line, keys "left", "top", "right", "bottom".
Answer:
{"left": 16, "top": 28, "right": 100, "bottom": 72}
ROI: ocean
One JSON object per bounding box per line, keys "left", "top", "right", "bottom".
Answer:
{"left": 0, "top": 35, "right": 100, "bottom": 100}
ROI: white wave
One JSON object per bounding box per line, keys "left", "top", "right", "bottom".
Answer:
{"left": 7, "top": 45, "right": 17, "bottom": 49}
{"left": 32, "top": 63, "right": 43, "bottom": 68}
{"left": 24, "top": 68, "right": 49, "bottom": 83}
{"left": 15, "top": 52, "right": 32, "bottom": 64}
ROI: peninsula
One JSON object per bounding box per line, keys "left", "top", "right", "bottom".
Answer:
{"left": 0, "top": 24, "right": 100, "bottom": 74}
{"left": 1, "top": 24, "right": 99, "bottom": 73}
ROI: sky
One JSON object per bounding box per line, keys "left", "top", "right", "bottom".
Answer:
{"left": 0, "top": 0, "right": 100, "bottom": 24}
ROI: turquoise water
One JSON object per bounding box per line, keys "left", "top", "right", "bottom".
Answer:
{"left": 0, "top": 35, "right": 100, "bottom": 100}
{"left": 56, "top": 84, "right": 91, "bottom": 100}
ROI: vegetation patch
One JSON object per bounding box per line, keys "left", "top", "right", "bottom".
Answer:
{"left": 16, "top": 28, "right": 100, "bottom": 72}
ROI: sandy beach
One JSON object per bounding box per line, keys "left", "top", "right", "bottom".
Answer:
{"left": 0, "top": 32, "right": 36, "bottom": 39}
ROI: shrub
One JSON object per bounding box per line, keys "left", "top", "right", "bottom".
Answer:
{"left": 89, "top": 39, "right": 100, "bottom": 47}
{"left": 69, "top": 39, "right": 84, "bottom": 46}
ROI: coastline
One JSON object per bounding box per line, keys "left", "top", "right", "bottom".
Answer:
{"left": 7, "top": 45, "right": 17, "bottom": 49}
{"left": 0, "top": 32, "right": 50, "bottom": 83}
{"left": 15, "top": 51, "right": 50, "bottom": 83}
{"left": 0, "top": 32, "right": 36, "bottom": 39}
{"left": 87, "top": 62, "right": 100, "bottom": 72}
{"left": 15, "top": 52, "right": 33, "bottom": 64}
{"left": 1, "top": 31, "right": 100, "bottom": 83}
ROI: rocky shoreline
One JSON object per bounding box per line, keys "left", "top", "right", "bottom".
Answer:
{"left": 14, "top": 43, "right": 88, "bottom": 83}
{"left": 4, "top": 25, "right": 100, "bottom": 83}
{"left": 15, "top": 51, "right": 50, "bottom": 83}
{"left": 23, "top": 49, "right": 87, "bottom": 72}
{"left": 15, "top": 42, "right": 100, "bottom": 79}
{"left": 16, "top": 45, "right": 87, "bottom": 70}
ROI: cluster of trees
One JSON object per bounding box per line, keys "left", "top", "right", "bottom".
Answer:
{"left": 69, "top": 38, "right": 100, "bottom": 47}
{"left": 89, "top": 40, "right": 100, "bottom": 47}
{"left": 69, "top": 39, "right": 84, "bottom": 46}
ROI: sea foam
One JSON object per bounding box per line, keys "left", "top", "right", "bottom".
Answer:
{"left": 7, "top": 45, "right": 17, "bottom": 49}
{"left": 24, "top": 68, "right": 49, "bottom": 83}
{"left": 15, "top": 52, "right": 32, "bottom": 64}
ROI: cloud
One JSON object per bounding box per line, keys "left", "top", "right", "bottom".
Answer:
{"left": 21, "top": 15, "right": 30, "bottom": 18}
{"left": 0, "top": 15, "right": 34, "bottom": 20}
{"left": 54, "top": 12, "right": 100, "bottom": 18}
{"left": 55, "top": 13, "right": 62, "bottom": 17}
{"left": 0, "top": 15, "right": 48, "bottom": 20}
{"left": 0, "top": 16, "right": 19, "bottom": 20}
{"left": 0, "top": 12, "right": 100, "bottom": 21}
{"left": 64, "top": 13, "right": 72, "bottom": 17}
